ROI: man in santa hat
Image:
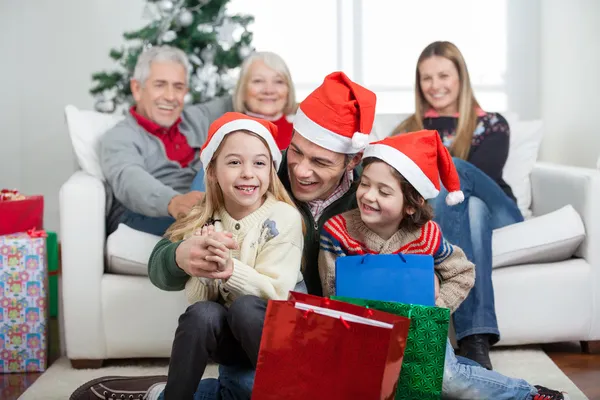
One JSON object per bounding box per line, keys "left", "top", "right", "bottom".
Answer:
{"left": 70, "top": 71, "right": 377, "bottom": 400}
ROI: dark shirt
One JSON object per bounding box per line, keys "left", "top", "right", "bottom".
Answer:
{"left": 423, "top": 112, "right": 516, "bottom": 202}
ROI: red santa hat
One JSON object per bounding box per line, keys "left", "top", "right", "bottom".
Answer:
{"left": 200, "top": 112, "right": 281, "bottom": 172}
{"left": 363, "top": 130, "right": 465, "bottom": 205}
{"left": 293, "top": 71, "right": 376, "bottom": 154}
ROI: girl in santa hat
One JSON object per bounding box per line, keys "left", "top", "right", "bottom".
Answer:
{"left": 158, "top": 111, "right": 305, "bottom": 399}
{"left": 318, "top": 131, "right": 567, "bottom": 400}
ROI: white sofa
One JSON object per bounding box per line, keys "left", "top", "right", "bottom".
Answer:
{"left": 60, "top": 109, "right": 600, "bottom": 367}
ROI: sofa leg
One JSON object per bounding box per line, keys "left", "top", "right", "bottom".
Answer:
{"left": 70, "top": 359, "right": 104, "bottom": 369}
{"left": 581, "top": 340, "right": 600, "bottom": 354}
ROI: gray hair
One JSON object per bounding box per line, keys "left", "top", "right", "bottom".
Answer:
{"left": 132, "top": 45, "right": 191, "bottom": 86}
{"left": 233, "top": 51, "right": 297, "bottom": 115}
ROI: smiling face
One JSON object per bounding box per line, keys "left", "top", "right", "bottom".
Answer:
{"left": 418, "top": 55, "right": 461, "bottom": 116}
{"left": 286, "top": 132, "right": 360, "bottom": 202}
{"left": 356, "top": 161, "right": 407, "bottom": 240}
{"left": 213, "top": 131, "right": 271, "bottom": 220}
{"left": 131, "top": 61, "right": 188, "bottom": 128}
{"left": 244, "top": 60, "right": 289, "bottom": 118}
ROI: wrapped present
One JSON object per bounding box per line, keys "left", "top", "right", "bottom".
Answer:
{"left": 0, "top": 230, "right": 48, "bottom": 373}
{"left": 333, "top": 296, "right": 449, "bottom": 400}
{"left": 0, "top": 190, "right": 44, "bottom": 236}
{"left": 252, "top": 292, "right": 411, "bottom": 400}
{"left": 336, "top": 253, "right": 435, "bottom": 306}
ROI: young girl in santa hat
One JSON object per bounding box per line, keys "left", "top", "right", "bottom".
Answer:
{"left": 156, "top": 112, "right": 304, "bottom": 400}
{"left": 318, "top": 130, "right": 568, "bottom": 400}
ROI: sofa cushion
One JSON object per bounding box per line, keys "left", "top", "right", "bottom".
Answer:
{"left": 106, "top": 224, "right": 162, "bottom": 276}
{"left": 492, "top": 205, "right": 585, "bottom": 269}
{"left": 502, "top": 115, "right": 544, "bottom": 219}
{"left": 64, "top": 105, "right": 123, "bottom": 180}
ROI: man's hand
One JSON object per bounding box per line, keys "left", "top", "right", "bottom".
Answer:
{"left": 168, "top": 191, "right": 204, "bottom": 219}
{"left": 175, "top": 226, "right": 238, "bottom": 279}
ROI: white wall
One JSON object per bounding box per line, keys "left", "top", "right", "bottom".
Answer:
{"left": 539, "top": 0, "right": 600, "bottom": 168}
{"left": 0, "top": 0, "right": 146, "bottom": 233}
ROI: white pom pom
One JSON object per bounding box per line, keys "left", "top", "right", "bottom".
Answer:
{"left": 351, "top": 132, "right": 370, "bottom": 150}
{"left": 446, "top": 190, "right": 465, "bottom": 206}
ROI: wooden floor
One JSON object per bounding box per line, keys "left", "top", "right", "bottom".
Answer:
{"left": 2, "top": 319, "right": 600, "bottom": 399}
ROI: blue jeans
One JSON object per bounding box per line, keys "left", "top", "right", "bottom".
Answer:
{"left": 120, "top": 168, "right": 205, "bottom": 237}
{"left": 433, "top": 158, "right": 523, "bottom": 343}
{"left": 443, "top": 339, "right": 536, "bottom": 399}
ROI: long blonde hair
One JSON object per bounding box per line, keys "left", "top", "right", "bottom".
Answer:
{"left": 233, "top": 51, "right": 298, "bottom": 116}
{"left": 165, "top": 131, "right": 299, "bottom": 242}
{"left": 392, "top": 41, "right": 481, "bottom": 160}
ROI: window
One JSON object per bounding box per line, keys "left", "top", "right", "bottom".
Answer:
{"left": 229, "top": 0, "right": 508, "bottom": 113}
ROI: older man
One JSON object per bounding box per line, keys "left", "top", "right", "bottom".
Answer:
{"left": 102, "top": 45, "right": 232, "bottom": 236}
{"left": 70, "top": 72, "right": 374, "bottom": 400}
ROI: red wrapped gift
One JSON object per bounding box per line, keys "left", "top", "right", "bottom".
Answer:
{"left": 0, "top": 190, "right": 44, "bottom": 236}
{"left": 252, "top": 292, "right": 411, "bottom": 400}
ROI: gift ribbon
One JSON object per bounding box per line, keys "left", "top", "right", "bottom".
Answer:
{"left": 27, "top": 228, "right": 47, "bottom": 238}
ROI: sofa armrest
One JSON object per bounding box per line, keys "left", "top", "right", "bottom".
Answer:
{"left": 59, "top": 170, "right": 108, "bottom": 359}
{"left": 531, "top": 162, "right": 600, "bottom": 265}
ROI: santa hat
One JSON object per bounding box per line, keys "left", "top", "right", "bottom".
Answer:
{"left": 363, "top": 130, "right": 465, "bottom": 206}
{"left": 200, "top": 112, "right": 281, "bottom": 172}
{"left": 293, "top": 71, "right": 376, "bottom": 154}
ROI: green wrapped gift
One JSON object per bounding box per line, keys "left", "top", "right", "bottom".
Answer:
{"left": 46, "top": 231, "right": 59, "bottom": 318}
{"left": 332, "top": 296, "right": 449, "bottom": 399}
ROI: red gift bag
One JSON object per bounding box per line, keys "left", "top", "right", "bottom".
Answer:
{"left": 0, "top": 190, "right": 44, "bottom": 235}
{"left": 252, "top": 292, "right": 411, "bottom": 400}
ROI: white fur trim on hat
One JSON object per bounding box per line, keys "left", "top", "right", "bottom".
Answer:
{"left": 293, "top": 107, "right": 368, "bottom": 154}
{"left": 363, "top": 144, "right": 439, "bottom": 199}
{"left": 200, "top": 119, "right": 282, "bottom": 172}
{"left": 446, "top": 190, "right": 465, "bottom": 206}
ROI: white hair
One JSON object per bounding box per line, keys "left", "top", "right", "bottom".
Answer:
{"left": 133, "top": 45, "right": 191, "bottom": 86}
{"left": 233, "top": 51, "right": 297, "bottom": 115}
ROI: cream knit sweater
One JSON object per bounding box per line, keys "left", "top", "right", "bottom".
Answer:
{"left": 185, "top": 194, "right": 304, "bottom": 307}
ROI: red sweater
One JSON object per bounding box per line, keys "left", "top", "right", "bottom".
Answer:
{"left": 271, "top": 114, "right": 294, "bottom": 150}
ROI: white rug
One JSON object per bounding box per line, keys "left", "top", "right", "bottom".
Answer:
{"left": 20, "top": 348, "right": 588, "bottom": 400}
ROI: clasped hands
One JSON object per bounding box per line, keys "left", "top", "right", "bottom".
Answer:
{"left": 175, "top": 225, "right": 239, "bottom": 281}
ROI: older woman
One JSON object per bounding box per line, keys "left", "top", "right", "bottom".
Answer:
{"left": 393, "top": 41, "right": 524, "bottom": 370}
{"left": 191, "top": 51, "right": 297, "bottom": 191}
{"left": 233, "top": 51, "right": 298, "bottom": 150}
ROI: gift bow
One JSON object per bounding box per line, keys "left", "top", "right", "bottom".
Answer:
{"left": 27, "top": 228, "right": 47, "bottom": 238}
{"left": 0, "top": 188, "right": 26, "bottom": 201}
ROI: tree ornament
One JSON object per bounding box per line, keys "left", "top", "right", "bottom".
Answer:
{"left": 161, "top": 30, "right": 177, "bottom": 42}
{"left": 177, "top": 9, "right": 194, "bottom": 27}
{"left": 158, "top": 0, "right": 174, "bottom": 13}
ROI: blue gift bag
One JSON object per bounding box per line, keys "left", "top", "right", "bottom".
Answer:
{"left": 335, "top": 253, "right": 435, "bottom": 306}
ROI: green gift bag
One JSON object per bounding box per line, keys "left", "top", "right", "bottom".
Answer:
{"left": 332, "top": 296, "right": 449, "bottom": 399}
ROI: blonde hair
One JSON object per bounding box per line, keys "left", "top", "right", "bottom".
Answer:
{"left": 392, "top": 41, "right": 481, "bottom": 160}
{"left": 233, "top": 51, "right": 298, "bottom": 116}
{"left": 165, "top": 131, "right": 300, "bottom": 242}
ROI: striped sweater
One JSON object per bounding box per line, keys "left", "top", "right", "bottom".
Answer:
{"left": 318, "top": 209, "right": 475, "bottom": 312}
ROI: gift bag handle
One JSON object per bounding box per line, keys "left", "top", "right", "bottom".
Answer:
{"left": 360, "top": 253, "right": 407, "bottom": 264}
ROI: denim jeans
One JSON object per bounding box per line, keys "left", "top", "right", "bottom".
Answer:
{"left": 442, "top": 339, "right": 536, "bottom": 399}
{"left": 432, "top": 158, "right": 523, "bottom": 343}
{"left": 120, "top": 168, "right": 205, "bottom": 237}
{"left": 190, "top": 167, "right": 206, "bottom": 192}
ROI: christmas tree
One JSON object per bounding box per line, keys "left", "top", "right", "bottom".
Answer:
{"left": 91, "top": 0, "right": 254, "bottom": 113}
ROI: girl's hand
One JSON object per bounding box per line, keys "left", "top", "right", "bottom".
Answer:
{"left": 435, "top": 275, "right": 440, "bottom": 300}
{"left": 204, "top": 246, "right": 234, "bottom": 280}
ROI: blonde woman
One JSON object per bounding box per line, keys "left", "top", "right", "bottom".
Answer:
{"left": 233, "top": 51, "right": 297, "bottom": 150}
{"left": 393, "top": 41, "right": 524, "bottom": 370}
